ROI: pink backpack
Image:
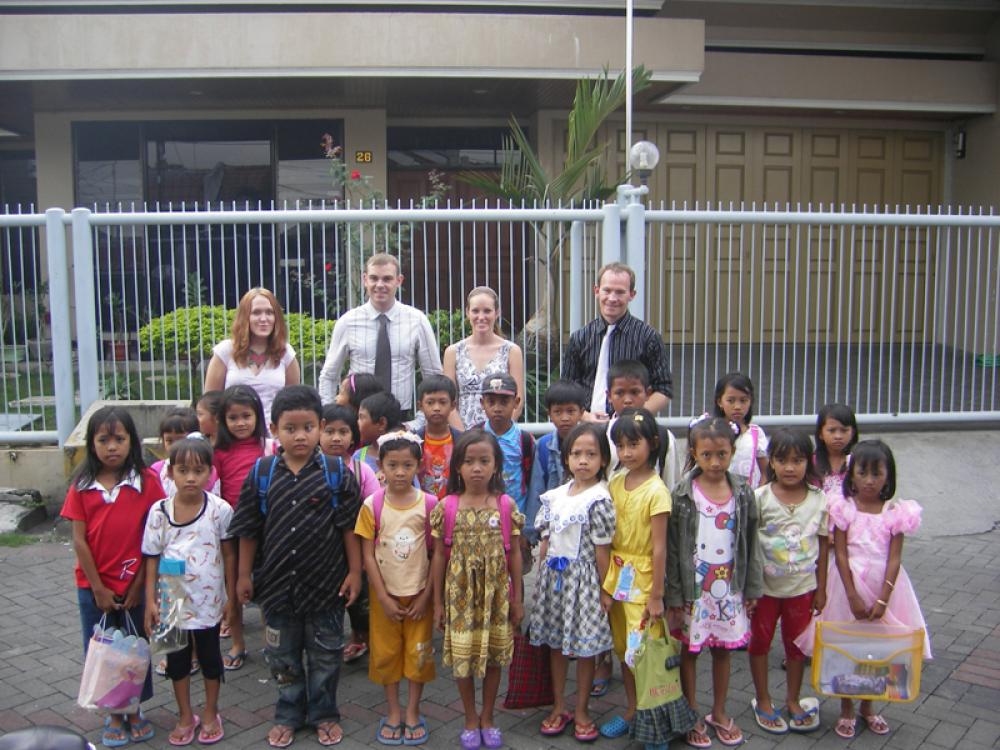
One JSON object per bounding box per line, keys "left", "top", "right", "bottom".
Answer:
{"left": 372, "top": 488, "right": 437, "bottom": 558}
{"left": 440, "top": 493, "right": 514, "bottom": 562}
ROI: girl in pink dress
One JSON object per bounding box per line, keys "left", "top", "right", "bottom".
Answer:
{"left": 795, "top": 439, "right": 930, "bottom": 740}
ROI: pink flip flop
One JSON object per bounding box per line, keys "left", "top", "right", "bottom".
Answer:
{"left": 197, "top": 715, "right": 224, "bottom": 745}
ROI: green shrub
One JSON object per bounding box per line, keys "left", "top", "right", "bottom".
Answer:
{"left": 139, "top": 306, "right": 335, "bottom": 363}
{"left": 139, "top": 305, "right": 232, "bottom": 361}
{"left": 427, "top": 309, "right": 471, "bottom": 352}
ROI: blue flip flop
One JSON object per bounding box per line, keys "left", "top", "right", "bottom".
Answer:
{"left": 599, "top": 715, "right": 629, "bottom": 739}
{"left": 403, "top": 717, "right": 428, "bottom": 746}
{"left": 377, "top": 718, "right": 404, "bottom": 746}
{"left": 101, "top": 717, "right": 129, "bottom": 748}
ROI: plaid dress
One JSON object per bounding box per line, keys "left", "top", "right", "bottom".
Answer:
{"left": 529, "top": 481, "right": 615, "bottom": 657}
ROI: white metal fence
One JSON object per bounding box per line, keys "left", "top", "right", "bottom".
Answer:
{"left": 1, "top": 201, "right": 999, "bottom": 445}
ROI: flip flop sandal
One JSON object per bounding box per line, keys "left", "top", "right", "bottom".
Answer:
{"left": 589, "top": 677, "right": 610, "bottom": 697}
{"left": 540, "top": 712, "right": 573, "bottom": 736}
{"left": 402, "top": 717, "right": 428, "bottom": 746}
{"left": 751, "top": 699, "right": 788, "bottom": 735}
{"left": 574, "top": 722, "right": 600, "bottom": 743}
{"left": 704, "top": 714, "right": 743, "bottom": 747}
{"left": 598, "top": 715, "right": 629, "bottom": 739}
{"left": 376, "top": 718, "right": 404, "bottom": 746}
{"left": 197, "top": 715, "right": 224, "bottom": 745}
{"left": 480, "top": 727, "right": 503, "bottom": 749}
{"left": 168, "top": 716, "right": 200, "bottom": 747}
{"left": 190, "top": 659, "right": 201, "bottom": 675}
{"left": 223, "top": 650, "right": 247, "bottom": 671}
{"left": 267, "top": 725, "right": 296, "bottom": 748}
{"left": 219, "top": 623, "right": 231, "bottom": 639}
{"left": 101, "top": 718, "right": 129, "bottom": 748}
{"left": 155, "top": 659, "right": 168, "bottom": 677}
{"left": 685, "top": 724, "right": 712, "bottom": 749}
{"left": 834, "top": 717, "right": 856, "bottom": 739}
{"left": 129, "top": 714, "right": 155, "bottom": 744}
{"left": 342, "top": 642, "right": 368, "bottom": 663}
{"left": 787, "top": 697, "right": 820, "bottom": 733}
{"left": 317, "top": 722, "right": 343, "bottom": 747}
{"left": 860, "top": 713, "right": 890, "bottom": 735}
{"left": 459, "top": 729, "right": 480, "bottom": 750}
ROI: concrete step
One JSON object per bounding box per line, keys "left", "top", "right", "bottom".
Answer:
{"left": 0, "top": 487, "right": 46, "bottom": 533}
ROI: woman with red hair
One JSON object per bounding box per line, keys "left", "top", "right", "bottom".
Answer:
{"left": 204, "top": 288, "right": 300, "bottom": 429}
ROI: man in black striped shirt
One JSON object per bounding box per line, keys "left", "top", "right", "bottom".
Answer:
{"left": 230, "top": 385, "right": 361, "bottom": 748}
{"left": 561, "top": 262, "right": 673, "bottom": 422}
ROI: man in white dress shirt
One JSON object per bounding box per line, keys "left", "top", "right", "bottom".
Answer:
{"left": 318, "top": 252, "right": 443, "bottom": 411}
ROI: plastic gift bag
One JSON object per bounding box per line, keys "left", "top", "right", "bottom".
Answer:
{"left": 149, "top": 557, "right": 188, "bottom": 659}
{"left": 502, "top": 628, "right": 554, "bottom": 709}
{"left": 630, "top": 620, "right": 698, "bottom": 744}
{"left": 77, "top": 613, "right": 150, "bottom": 714}
{"left": 812, "top": 621, "right": 924, "bottom": 702}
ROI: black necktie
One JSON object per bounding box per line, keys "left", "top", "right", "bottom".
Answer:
{"left": 374, "top": 313, "right": 392, "bottom": 390}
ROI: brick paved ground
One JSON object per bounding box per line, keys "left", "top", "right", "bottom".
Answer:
{"left": 0, "top": 524, "right": 997, "bottom": 750}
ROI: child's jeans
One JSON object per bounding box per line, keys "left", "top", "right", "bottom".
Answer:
{"left": 265, "top": 608, "right": 346, "bottom": 729}
{"left": 76, "top": 587, "right": 154, "bottom": 704}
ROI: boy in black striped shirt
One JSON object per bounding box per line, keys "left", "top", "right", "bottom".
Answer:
{"left": 230, "top": 385, "right": 362, "bottom": 749}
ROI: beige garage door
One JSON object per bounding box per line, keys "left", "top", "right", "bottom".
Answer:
{"left": 601, "top": 123, "right": 944, "bottom": 344}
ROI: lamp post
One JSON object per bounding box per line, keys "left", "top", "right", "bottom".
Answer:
{"left": 616, "top": 139, "right": 660, "bottom": 321}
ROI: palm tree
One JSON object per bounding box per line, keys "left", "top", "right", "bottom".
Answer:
{"left": 461, "top": 66, "right": 652, "bottom": 353}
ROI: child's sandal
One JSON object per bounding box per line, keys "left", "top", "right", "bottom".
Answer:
{"left": 834, "top": 717, "right": 856, "bottom": 739}
{"left": 860, "top": 713, "right": 890, "bottom": 735}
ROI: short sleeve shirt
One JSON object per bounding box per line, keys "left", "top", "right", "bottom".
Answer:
{"left": 60, "top": 469, "right": 165, "bottom": 595}
{"left": 355, "top": 491, "right": 435, "bottom": 597}
{"left": 227, "top": 450, "right": 361, "bottom": 619}
{"left": 755, "top": 484, "right": 829, "bottom": 598}
{"left": 486, "top": 422, "right": 526, "bottom": 511}
{"left": 419, "top": 433, "right": 454, "bottom": 500}
{"left": 141, "top": 492, "right": 233, "bottom": 629}
{"left": 732, "top": 424, "right": 769, "bottom": 487}
{"left": 601, "top": 472, "right": 672, "bottom": 602}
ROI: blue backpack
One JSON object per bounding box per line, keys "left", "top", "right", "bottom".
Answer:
{"left": 250, "top": 454, "right": 345, "bottom": 515}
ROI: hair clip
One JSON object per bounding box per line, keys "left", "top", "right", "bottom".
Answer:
{"left": 729, "top": 421, "right": 741, "bottom": 436}
{"left": 688, "top": 412, "right": 710, "bottom": 429}
{"left": 376, "top": 430, "right": 424, "bottom": 448}
{"left": 186, "top": 431, "right": 208, "bottom": 442}
{"left": 632, "top": 413, "right": 644, "bottom": 422}
{"left": 349, "top": 373, "right": 356, "bottom": 393}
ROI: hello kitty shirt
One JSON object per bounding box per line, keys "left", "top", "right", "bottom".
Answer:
{"left": 673, "top": 481, "right": 750, "bottom": 653}
{"left": 354, "top": 490, "right": 435, "bottom": 596}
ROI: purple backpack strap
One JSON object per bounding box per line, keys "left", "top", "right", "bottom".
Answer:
{"left": 442, "top": 494, "right": 460, "bottom": 557}
{"left": 497, "top": 494, "right": 513, "bottom": 554}
{"left": 423, "top": 493, "right": 437, "bottom": 556}
{"left": 371, "top": 487, "right": 386, "bottom": 544}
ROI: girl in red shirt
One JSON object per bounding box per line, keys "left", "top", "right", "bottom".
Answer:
{"left": 211, "top": 384, "right": 271, "bottom": 670}
{"left": 61, "top": 405, "right": 164, "bottom": 748}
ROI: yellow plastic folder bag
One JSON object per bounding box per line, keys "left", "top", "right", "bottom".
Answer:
{"left": 812, "top": 621, "right": 924, "bottom": 702}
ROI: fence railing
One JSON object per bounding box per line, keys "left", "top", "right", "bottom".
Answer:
{"left": 1, "top": 201, "right": 999, "bottom": 445}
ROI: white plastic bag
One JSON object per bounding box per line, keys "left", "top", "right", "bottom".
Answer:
{"left": 77, "top": 613, "right": 150, "bottom": 714}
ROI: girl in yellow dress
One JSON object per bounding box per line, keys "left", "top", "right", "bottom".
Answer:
{"left": 431, "top": 429, "right": 524, "bottom": 750}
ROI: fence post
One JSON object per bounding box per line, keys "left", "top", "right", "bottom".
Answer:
{"left": 625, "top": 201, "right": 646, "bottom": 321}
{"left": 45, "top": 208, "right": 76, "bottom": 445}
{"left": 569, "top": 221, "right": 584, "bottom": 333}
{"left": 72, "top": 208, "right": 99, "bottom": 413}
{"left": 601, "top": 202, "right": 621, "bottom": 265}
